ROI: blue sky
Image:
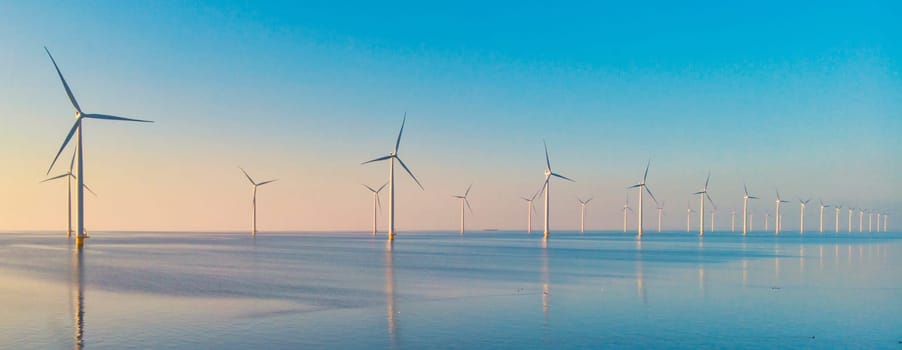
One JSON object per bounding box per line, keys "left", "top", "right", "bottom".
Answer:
{"left": 0, "top": 1, "right": 899, "bottom": 231}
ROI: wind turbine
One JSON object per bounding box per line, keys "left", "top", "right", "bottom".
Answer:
{"left": 43, "top": 47, "right": 153, "bottom": 247}
{"left": 539, "top": 140, "right": 574, "bottom": 239}
{"left": 848, "top": 207, "right": 854, "bottom": 233}
{"left": 628, "top": 160, "right": 658, "bottom": 237}
{"left": 362, "top": 114, "right": 424, "bottom": 241}
{"left": 686, "top": 201, "right": 695, "bottom": 233}
{"left": 884, "top": 213, "right": 888, "bottom": 232}
{"left": 834, "top": 204, "right": 842, "bottom": 233}
{"left": 799, "top": 198, "right": 810, "bottom": 234}
{"left": 749, "top": 211, "right": 755, "bottom": 232}
{"left": 41, "top": 151, "right": 97, "bottom": 237}
{"left": 858, "top": 208, "right": 864, "bottom": 232}
{"left": 363, "top": 182, "right": 388, "bottom": 235}
{"left": 731, "top": 209, "right": 736, "bottom": 232}
{"left": 817, "top": 200, "right": 830, "bottom": 233}
{"left": 876, "top": 210, "right": 881, "bottom": 232}
{"left": 521, "top": 188, "right": 540, "bottom": 234}
{"left": 692, "top": 173, "right": 715, "bottom": 236}
{"left": 577, "top": 197, "right": 593, "bottom": 234}
{"left": 710, "top": 208, "right": 716, "bottom": 232}
{"left": 622, "top": 197, "right": 633, "bottom": 233}
{"left": 742, "top": 185, "right": 758, "bottom": 235}
{"left": 656, "top": 201, "right": 665, "bottom": 233}
{"left": 868, "top": 210, "right": 873, "bottom": 232}
{"left": 453, "top": 184, "right": 473, "bottom": 235}
{"left": 774, "top": 190, "right": 789, "bottom": 234}
{"left": 239, "top": 167, "right": 277, "bottom": 236}
{"left": 765, "top": 211, "right": 770, "bottom": 232}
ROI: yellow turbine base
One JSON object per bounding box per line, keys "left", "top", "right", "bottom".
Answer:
{"left": 75, "top": 235, "right": 86, "bottom": 247}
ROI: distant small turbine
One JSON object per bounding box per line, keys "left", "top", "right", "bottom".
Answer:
{"left": 858, "top": 208, "right": 864, "bottom": 232}
{"left": 577, "top": 197, "right": 593, "bottom": 234}
{"left": 710, "top": 208, "right": 716, "bottom": 232}
{"left": 656, "top": 201, "right": 665, "bottom": 233}
{"left": 363, "top": 182, "right": 388, "bottom": 235}
{"left": 539, "top": 140, "right": 574, "bottom": 239}
{"left": 239, "top": 167, "right": 277, "bottom": 236}
{"left": 742, "top": 185, "right": 758, "bottom": 235}
{"left": 730, "top": 209, "right": 736, "bottom": 233}
{"left": 848, "top": 207, "right": 854, "bottom": 233}
{"left": 884, "top": 213, "right": 888, "bottom": 232}
{"left": 685, "top": 201, "right": 695, "bottom": 233}
{"left": 799, "top": 198, "right": 810, "bottom": 234}
{"left": 622, "top": 198, "right": 633, "bottom": 233}
{"left": 765, "top": 211, "right": 770, "bottom": 232}
{"left": 833, "top": 204, "right": 842, "bottom": 233}
{"left": 453, "top": 184, "right": 473, "bottom": 235}
{"left": 521, "top": 188, "right": 541, "bottom": 234}
{"left": 749, "top": 211, "right": 755, "bottom": 232}
{"left": 692, "top": 173, "right": 715, "bottom": 236}
{"left": 41, "top": 151, "right": 97, "bottom": 237}
{"left": 868, "top": 210, "right": 873, "bottom": 232}
{"left": 362, "top": 114, "right": 424, "bottom": 241}
{"left": 874, "top": 210, "right": 880, "bottom": 232}
{"left": 774, "top": 190, "right": 789, "bottom": 234}
{"left": 628, "top": 160, "right": 658, "bottom": 238}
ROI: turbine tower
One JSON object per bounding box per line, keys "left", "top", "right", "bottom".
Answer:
{"left": 539, "top": 141, "right": 574, "bottom": 239}
{"left": 453, "top": 184, "right": 473, "bottom": 235}
{"left": 848, "top": 207, "right": 854, "bottom": 233}
{"left": 628, "top": 160, "right": 658, "bottom": 238}
{"left": 521, "top": 189, "right": 540, "bottom": 234}
{"left": 692, "top": 173, "right": 715, "bottom": 236}
{"left": 686, "top": 201, "right": 695, "bottom": 233}
{"left": 363, "top": 182, "right": 388, "bottom": 235}
{"left": 362, "top": 114, "right": 424, "bottom": 241}
{"left": 868, "top": 210, "right": 873, "bottom": 232}
{"left": 622, "top": 197, "right": 633, "bottom": 233}
{"left": 656, "top": 201, "right": 665, "bottom": 233}
{"left": 43, "top": 47, "right": 153, "bottom": 247}
{"left": 774, "top": 190, "right": 789, "bottom": 234}
{"left": 858, "top": 208, "right": 864, "bottom": 232}
{"left": 765, "top": 211, "right": 770, "bottom": 232}
{"left": 799, "top": 199, "right": 810, "bottom": 234}
{"left": 884, "top": 213, "right": 888, "bottom": 232}
{"left": 41, "top": 156, "right": 96, "bottom": 237}
{"left": 749, "top": 211, "right": 754, "bottom": 232}
{"left": 239, "top": 167, "right": 277, "bottom": 236}
{"left": 577, "top": 197, "right": 593, "bottom": 234}
{"left": 731, "top": 209, "right": 736, "bottom": 232}
{"left": 833, "top": 204, "right": 842, "bottom": 233}
{"left": 742, "top": 185, "right": 758, "bottom": 235}
{"left": 875, "top": 210, "right": 881, "bottom": 232}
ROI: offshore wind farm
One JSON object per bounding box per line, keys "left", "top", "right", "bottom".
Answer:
{"left": 0, "top": 1, "right": 899, "bottom": 349}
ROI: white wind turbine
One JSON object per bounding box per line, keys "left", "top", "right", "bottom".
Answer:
{"left": 742, "top": 185, "right": 758, "bottom": 235}
{"left": 521, "top": 188, "right": 541, "bottom": 234}
{"left": 765, "top": 211, "right": 770, "bottom": 232}
{"left": 577, "top": 197, "right": 593, "bottom": 234}
{"left": 875, "top": 210, "right": 881, "bottom": 232}
{"left": 239, "top": 167, "right": 277, "bottom": 236}
{"left": 685, "top": 201, "right": 695, "bottom": 233}
{"left": 41, "top": 149, "right": 97, "bottom": 237}
{"left": 834, "top": 204, "right": 842, "bottom": 233}
{"left": 622, "top": 197, "right": 633, "bottom": 233}
{"left": 538, "top": 141, "right": 574, "bottom": 239}
{"left": 710, "top": 207, "right": 717, "bottom": 232}
{"left": 774, "top": 190, "right": 789, "bottom": 234}
{"left": 884, "top": 213, "right": 888, "bottom": 232}
{"left": 453, "top": 184, "right": 473, "bottom": 235}
{"left": 656, "top": 201, "right": 665, "bottom": 233}
{"left": 858, "top": 208, "right": 864, "bottom": 232}
{"left": 628, "top": 160, "right": 658, "bottom": 238}
{"left": 362, "top": 114, "right": 424, "bottom": 241}
{"left": 692, "top": 173, "right": 715, "bottom": 236}
{"left": 848, "top": 207, "right": 854, "bottom": 233}
{"left": 799, "top": 198, "right": 810, "bottom": 234}
{"left": 749, "top": 211, "right": 755, "bottom": 232}
{"left": 868, "top": 210, "right": 873, "bottom": 232}
{"left": 818, "top": 200, "right": 830, "bottom": 233}
{"left": 43, "top": 47, "right": 153, "bottom": 246}
{"left": 363, "top": 182, "right": 388, "bottom": 235}
{"left": 731, "top": 209, "right": 736, "bottom": 232}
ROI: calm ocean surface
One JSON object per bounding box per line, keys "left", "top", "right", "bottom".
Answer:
{"left": 0, "top": 231, "right": 899, "bottom": 349}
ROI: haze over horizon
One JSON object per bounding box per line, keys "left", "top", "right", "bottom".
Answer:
{"left": 1, "top": 1, "right": 899, "bottom": 232}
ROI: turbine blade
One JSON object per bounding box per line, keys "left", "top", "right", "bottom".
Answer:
{"left": 44, "top": 47, "right": 82, "bottom": 113}
{"left": 465, "top": 183, "right": 472, "bottom": 197}
{"left": 521, "top": 197, "right": 530, "bottom": 201}
{"left": 377, "top": 181, "right": 388, "bottom": 193}
{"left": 83, "top": 184, "right": 97, "bottom": 197}
{"left": 363, "top": 184, "right": 377, "bottom": 193}
{"left": 395, "top": 156, "right": 423, "bottom": 190}
{"left": 749, "top": 196, "right": 759, "bottom": 199}
{"left": 394, "top": 112, "right": 406, "bottom": 154}
{"left": 362, "top": 154, "right": 393, "bottom": 165}
{"left": 643, "top": 159, "right": 650, "bottom": 183}
{"left": 40, "top": 173, "right": 70, "bottom": 183}
{"left": 465, "top": 198, "right": 473, "bottom": 213}
{"left": 645, "top": 186, "right": 659, "bottom": 206}
{"left": 238, "top": 167, "right": 256, "bottom": 185}
{"left": 692, "top": 191, "right": 704, "bottom": 195}
{"left": 627, "top": 184, "right": 642, "bottom": 189}
{"left": 377, "top": 193, "right": 383, "bottom": 212}
{"left": 83, "top": 113, "right": 153, "bottom": 123}
{"left": 706, "top": 193, "right": 715, "bottom": 208}
{"left": 586, "top": 197, "right": 593, "bottom": 204}
{"left": 257, "top": 179, "right": 278, "bottom": 186}
{"left": 47, "top": 120, "right": 80, "bottom": 175}
{"left": 704, "top": 172, "right": 710, "bottom": 190}
{"left": 551, "top": 172, "right": 574, "bottom": 182}
{"left": 68, "top": 147, "right": 77, "bottom": 173}
{"left": 744, "top": 184, "right": 749, "bottom": 196}
{"left": 543, "top": 140, "right": 551, "bottom": 170}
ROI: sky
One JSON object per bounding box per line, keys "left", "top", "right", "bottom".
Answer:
{"left": 0, "top": 0, "right": 899, "bottom": 233}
